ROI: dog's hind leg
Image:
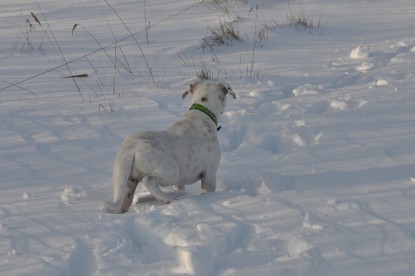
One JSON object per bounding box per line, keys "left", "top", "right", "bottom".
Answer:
{"left": 142, "top": 176, "right": 176, "bottom": 203}
{"left": 120, "top": 179, "right": 138, "bottom": 212}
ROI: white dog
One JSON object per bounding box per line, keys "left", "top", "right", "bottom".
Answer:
{"left": 106, "top": 82, "right": 236, "bottom": 213}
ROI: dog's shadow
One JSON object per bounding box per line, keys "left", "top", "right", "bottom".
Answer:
{"left": 135, "top": 194, "right": 159, "bottom": 204}
{"left": 134, "top": 190, "right": 187, "bottom": 205}
{"left": 132, "top": 191, "right": 188, "bottom": 212}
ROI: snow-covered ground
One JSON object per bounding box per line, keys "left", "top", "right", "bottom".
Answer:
{"left": 1, "top": 0, "right": 415, "bottom": 275}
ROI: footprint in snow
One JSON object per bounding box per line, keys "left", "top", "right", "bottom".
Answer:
{"left": 285, "top": 236, "right": 313, "bottom": 257}
{"left": 220, "top": 125, "right": 247, "bottom": 153}
{"left": 292, "top": 84, "right": 320, "bottom": 97}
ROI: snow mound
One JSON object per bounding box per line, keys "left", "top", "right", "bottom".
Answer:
{"left": 61, "top": 186, "right": 88, "bottom": 203}
{"left": 175, "top": 246, "right": 215, "bottom": 275}
{"left": 292, "top": 84, "right": 320, "bottom": 96}
{"left": 285, "top": 236, "right": 312, "bottom": 257}
{"left": 350, "top": 46, "right": 370, "bottom": 59}
{"left": 376, "top": 79, "right": 389, "bottom": 86}
{"left": 355, "top": 62, "right": 374, "bottom": 71}
{"left": 22, "top": 192, "right": 31, "bottom": 200}
{"left": 330, "top": 99, "right": 348, "bottom": 111}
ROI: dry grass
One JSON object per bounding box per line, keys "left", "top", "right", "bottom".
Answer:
{"left": 201, "top": 20, "right": 242, "bottom": 49}
{"left": 286, "top": 9, "right": 326, "bottom": 32}
{"left": 196, "top": 63, "right": 213, "bottom": 81}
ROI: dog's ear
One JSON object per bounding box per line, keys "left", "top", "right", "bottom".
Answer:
{"left": 182, "top": 83, "right": 198, "bottom": 99}
{"left": 220, "top": 83, "right": 236, "bottom": 99}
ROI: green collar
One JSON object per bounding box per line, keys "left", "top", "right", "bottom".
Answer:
{"left": 189, "top": 103, "right": 219, "bottom": 128}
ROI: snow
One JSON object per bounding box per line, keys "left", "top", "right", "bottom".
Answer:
{"left": 1, "top": 0, "right": 415, "bottom": 275}
{"left": 350, "top": 46, "right": 370, "bottom": 59}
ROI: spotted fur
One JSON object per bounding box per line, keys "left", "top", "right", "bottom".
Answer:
{"left": 106, "top": 82, "right": 236, "bottom": 213}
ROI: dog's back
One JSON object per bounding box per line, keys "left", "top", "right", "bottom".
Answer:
{"left": 107, "top": 82, "right": 236, "bottom": 213}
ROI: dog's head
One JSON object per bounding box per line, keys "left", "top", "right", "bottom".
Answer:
{"left": 182, "top": 82, "right": 236, "bottom": 115}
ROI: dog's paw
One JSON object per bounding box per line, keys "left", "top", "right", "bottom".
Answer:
{"left": 163, "top": 193, "right": 180, "bottom": 204}
{"left": 103, "top": 201, "right": 124, "bottom": 214}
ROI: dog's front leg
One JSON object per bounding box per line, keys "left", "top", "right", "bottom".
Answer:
{"left": 176, "top": 184, "right": 185, "bottom": 191}
{"left": 201, "top": 174, "right": 216, "bottom": 194}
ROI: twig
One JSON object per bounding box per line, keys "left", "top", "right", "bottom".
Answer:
{"left": 113, "top": 45, "right": 117, "bottom": 95}
{"left": 102, "top": 0, "right": 157, "bottom": 86}
{"left": 249, "top": 4, "right": 259, "bottom": 77}
{"left": 96, "top": 0, "right": 134, "bottom": 75}
{"left": 35, "top": 1, "right": 85, "bottom": 102}
{"left": 144, "top": 1, "right": 150, "bottom": 45}
{"left": 72, "top": 24, "right": 123, "bottom": 75}
{"left": 98, "top": 103, "right": 107, "bottom": 111}
{"left": 63, "top": 74, "right": 89, "bottom": 78}
{"left": 1, "top": 1, "right": 202, "bottom": 92}
{"left": 0, "top": 80, "right": 36, "bottom": 95}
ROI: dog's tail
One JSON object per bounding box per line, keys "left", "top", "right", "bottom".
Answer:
{"left": 109, "top": 146, "right": 135, "bottom": 213}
